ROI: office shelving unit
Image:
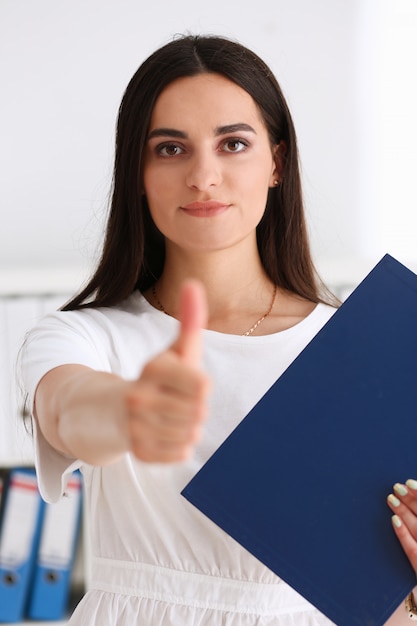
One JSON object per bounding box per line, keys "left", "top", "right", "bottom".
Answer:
{"left": 0, "top": 267, "right": 86, "bottom": 625}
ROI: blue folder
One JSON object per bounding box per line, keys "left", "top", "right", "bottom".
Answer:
{"left": 26, "top": 470, "right": 83, "bottom": 621}
{"left": 0, "top": 467, "right": 44, "bottom": 623}
{"left": 182, "top": 254, "right": 417, "bottom": 626}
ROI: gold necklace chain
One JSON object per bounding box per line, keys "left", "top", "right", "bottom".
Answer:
{"left": 151, "top": 284, "right": 277, "bottom": 336}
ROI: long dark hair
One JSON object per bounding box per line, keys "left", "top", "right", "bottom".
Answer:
{"left": 64, "top": 34, "right": 335, "bottom": 310}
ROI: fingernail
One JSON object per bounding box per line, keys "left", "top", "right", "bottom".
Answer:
{"left": 394, "top": 483, "right": 408, "bottom": 497}
{"left": 392, "top": 515, "right": 402, "bottom": 528}
{"left": 388, "top": 494, "right": 401, "bottom": 507}
{"left": 406, "top": 479, "right": 417, "bottom": 491}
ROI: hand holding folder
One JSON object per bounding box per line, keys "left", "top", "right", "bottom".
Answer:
{"left": 182, "top": 255, "right": 417, "bottom": 626}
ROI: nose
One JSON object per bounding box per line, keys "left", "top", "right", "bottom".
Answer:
{"left": 185, "top": 150, "right": 222, "bottom": 191}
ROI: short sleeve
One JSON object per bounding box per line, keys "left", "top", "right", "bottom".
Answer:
{"left": 21, "top": 310, "right": 112, "bottom": 409}
{"left": 33, "top": 416, "right": 83, "bottom": 503}
{"left": 20, "top": 309, "right": 112, "bottom": 502}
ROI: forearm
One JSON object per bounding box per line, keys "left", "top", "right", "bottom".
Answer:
{"left": 34, "top": 318, "right": 211, "bottom": 466}
{"left": 35, "top": 365, "right": 132, "bottom": 466}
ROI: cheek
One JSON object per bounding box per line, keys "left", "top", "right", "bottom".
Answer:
{"left": 143, "top": 164, "right": 179, "bottom": 199}
{"left": 142, "top": 167, "right": 156, "bottom": 199}
{"left": 244, "top": 167, "right": 273, "bottom": 222}
{"left": 239, "top": 151, "right": 275, "bottom": 185}
{"left": 143, "top": 171, "right": 168, "bottom": 212}
{"left": 142, "top": 174, "right": 175, "bottom": 235}
{"left": 241, "top": 161, "right": 274, "bottom": 200}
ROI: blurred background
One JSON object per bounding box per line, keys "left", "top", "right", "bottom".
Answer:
{"left": 1, "top": 4, "right": 416, "bottom": 617}
{"left": 1, "top": 0, "right": 416, "bottom": 292}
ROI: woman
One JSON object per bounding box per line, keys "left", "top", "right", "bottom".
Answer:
{"left": 21, "top": 35, "right": 417, "bottom": 625}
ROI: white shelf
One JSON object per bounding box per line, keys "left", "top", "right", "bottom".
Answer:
{"left": 316, "top": 254, "right": 417, "bottom": 288}
{"left": 0, "top": 265, "right": 90, "bottom": 296}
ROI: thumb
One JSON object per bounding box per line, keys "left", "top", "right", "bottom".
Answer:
{"left": 173, "top": 280, "right": 207, "bottom": 367}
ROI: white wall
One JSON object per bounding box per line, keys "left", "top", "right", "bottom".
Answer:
{"left": 373, "top": 1, "right": 417, "bottom": 265}
{"left": 1, "top": 0, "right": 415, "bottom": 292}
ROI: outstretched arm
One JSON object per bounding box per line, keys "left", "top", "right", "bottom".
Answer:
{"left": 33, "top": 280, "right": 211, "bottom": 465}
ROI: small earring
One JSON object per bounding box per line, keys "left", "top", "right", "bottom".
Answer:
{"left": 273, "top": 180, "right": 279, "bottom": 186}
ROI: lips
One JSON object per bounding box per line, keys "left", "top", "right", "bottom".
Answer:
{"left": 180, "top": 200, "right": 230, "bottom": 217}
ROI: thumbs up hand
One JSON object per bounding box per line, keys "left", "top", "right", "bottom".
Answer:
{"left": 171, "top": 279, "right": 207, "bottom": 367}
{"left": 126, "top": 281, "right": 211, "bottom": 463}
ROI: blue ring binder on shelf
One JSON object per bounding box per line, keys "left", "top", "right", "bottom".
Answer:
{"left": 0, "top": 467, "right": 44, "bottom": 623}
{"left": 26, "top": 470, "right": 83, "bottom": 621}
{"left": 0, "top": 468, "right": 82, "bottom": 622}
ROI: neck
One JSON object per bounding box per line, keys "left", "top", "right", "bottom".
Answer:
{"left": 167, "top": 243, "right": 268, "bottom": 297}
{"left": 152, "top": 241, "right": 278, "bottom": 334}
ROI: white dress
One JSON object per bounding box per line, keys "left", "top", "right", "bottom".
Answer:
{"left": 21, "top": 293, "right": 337, "bottom": 625}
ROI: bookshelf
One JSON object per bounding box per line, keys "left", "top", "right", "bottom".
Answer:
{"left": 0, "top": 267, "right": 86, "bottom": 625}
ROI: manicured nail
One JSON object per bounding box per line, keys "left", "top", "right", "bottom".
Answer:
{"left": 406, "top": 479, "right": 417, "bottom": 491}
{"left": 392, "top": 515, "right": 402, "bottom": 528}
{"left": 388, "top": 494, "right": 401, "bottom": 507}
{"left": 394, "top": 483, "right": 408, "bottom": 497}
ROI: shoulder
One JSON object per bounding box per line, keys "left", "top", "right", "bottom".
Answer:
{"left": 21, "top": 292, "right": 178, "bottom": 396}
{"left": 313, "top": 302, "right": 338, "bottom": 324}
{"left": 40, "top": 292, "right": 149, "bottom": 334}
{"left": 265, "top": 289, "right": 336, "bottom": 336}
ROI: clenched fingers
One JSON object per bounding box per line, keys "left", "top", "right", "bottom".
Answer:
{"left": 125, "top": 352, "right": 211, "bottom": 463}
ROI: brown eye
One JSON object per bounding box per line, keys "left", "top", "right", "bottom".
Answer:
{"left": 223, "top": 139, "right": 248, "bottom": 153}
{"left": 158, "top": 143, "right": 184, "bottom": 157}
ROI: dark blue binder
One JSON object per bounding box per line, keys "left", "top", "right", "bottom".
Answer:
{"left": 182, "top": 254, "right": 417, "bottom": 626}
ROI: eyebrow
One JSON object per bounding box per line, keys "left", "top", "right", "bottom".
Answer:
{"left": 147, "top": 123, "right": 257, "bottom": 140}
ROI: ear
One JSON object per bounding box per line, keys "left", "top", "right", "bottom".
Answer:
{"left": 269, "top": 141, "right": 287, "bottom": 188}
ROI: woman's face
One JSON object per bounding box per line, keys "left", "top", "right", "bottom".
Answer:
{"left": 142, "top": 73, "right": 279, "bottom": 254}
